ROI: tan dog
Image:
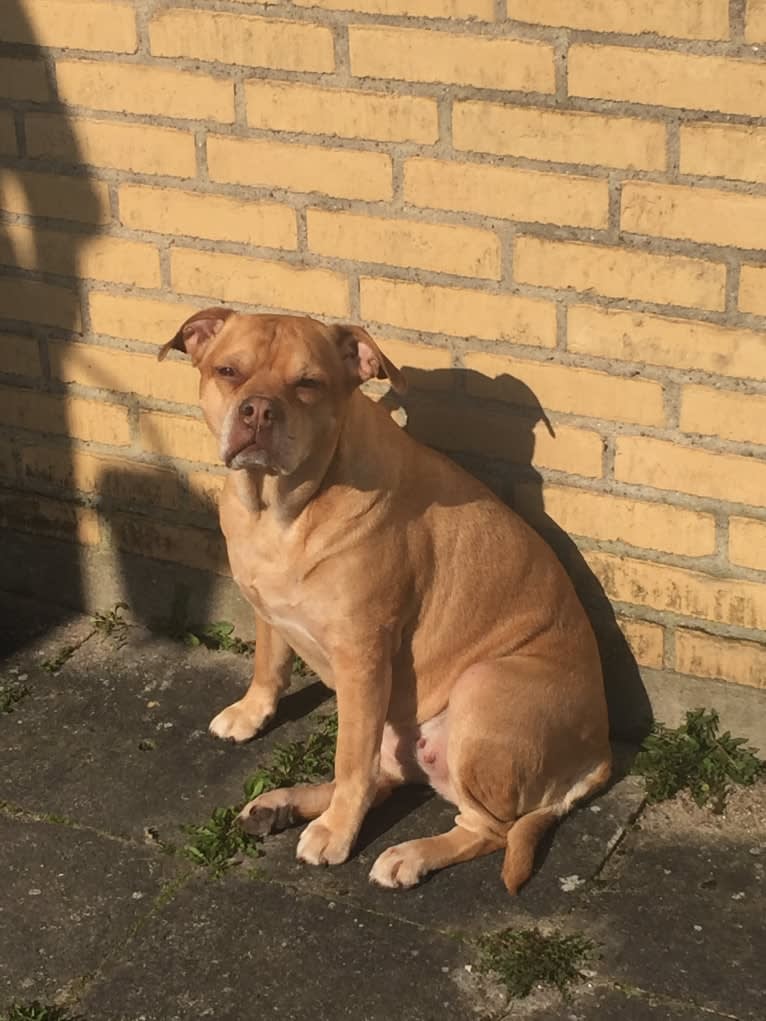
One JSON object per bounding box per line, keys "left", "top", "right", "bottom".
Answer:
{"left": 161, "top": 309, "right": 611, "bottom": 893}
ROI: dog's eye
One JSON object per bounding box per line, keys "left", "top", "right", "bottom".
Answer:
{"left": 215, "top": 366, "right": 238, "bottom": 379}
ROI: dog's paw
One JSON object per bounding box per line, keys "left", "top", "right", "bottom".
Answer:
{"left": 369, "top": 843, "right": 427, "bottom": 889}
{"left": 296, "top": 817, "right": 352, "bottom": 866}
{"left": 238, "top": 789, "right": 295, "bottom": 837}
{"left": 208, "top": 699, "right": 273, "bottom": 743}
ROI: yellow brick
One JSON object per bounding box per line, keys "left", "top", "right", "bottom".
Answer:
{"left": 349, "top": 25, "right": 555, "bottom": 91}
{"left": 246, "top": 81, "right": 438, "bottom": 144}
{"left": 453, "top": 102, "right": 665, "bottom": 171}
{"left": 587, "top": 551, "right": 766, "bottom": 630}
{"left": 89, "top": 294, "right": 198, "bottom": 346}
{"left": 568, "top": 306, "right": 766, "bottom": 383}
{"left": 171, "top": 249, "right": 349, "bottom": 318}
{"left": 360, "top": 277, "right": 556, "bottom": 347}
{"left": 0, "top": 387, "right": 131, "bottom": 446}
{"left": 112, "top": 513, "right": 229, "bottom": 576}
{"left": 746, "top": 0, "right": 766, "bottom": 41}
{"left": 540, "top": 485, "right": 715, "bottom": 556}
{"left": 0, "top": 111, "right": 15, "bottom": 155}
{"left": 139, "top": 411, "right": 219, "bottom": 464}
{"left": 615, "top": 436, "right": 766, "bottom": 508}
{"left": 680, "top": 386, "right": 766, "bottom": 446}
{"left": 618, "top": 616, "right": 665, "bottom": 670}
{"left": 0, "top": 170, "right": 109, "bottom": 224}
{"left": 293, "top": 0, "right": 493, "bottom": 17}
{"left": 729, "top": 517, "right": 766, "bottom": 571}
{"left": 374, "top": 338, "right": 452, "bottom": 377}
{"left": 49, "top": 342, "right": 199, "bottom": 407}
{"left": 570, "top": 44, "right": 766, "bottom": 118}
{"left": 0, "top": 57, "right": 49, "bottom": 101}
{"left": 409, "top": 399, "right": 603, "bottom": 476}
{"left": 0, "top": 491, "right": 100, "bottom": 547}
{"left": 0, "top": 225, "right": 160, "bottom": 288}
{"left": 149, "top": 11, "right": 334, "bottom": 72}
{"left": 0, "top": 0, "right": 136, "bottom": 53}
{"left": 188, "top": 471, "right": 227, "bottom": 515}
{"left": 308, "top": 209, "right": 500, "bottom": 279}
{"left": 207, "top": 135, "right": 392, "bottom": 202}
{"left": 0, "top": 278, "right": 80, "bottom": 331}
{"left": 738, "top": 264, "right": 766, "bottom": 316}
{"left": 0, "top": 335, "right": 40, "bottom": 378}
{"left": 675, "top": 630, "right": 766, "bottom": 688}
{"left": 22, "top": 446, "right": 181, "bottom": 511}
{"left": 404, "top": 158, "right": 608, "bottom": 229}
{"left": 680, "top": 122, "right": 766, "bottom": 185}
{"left": 515, "top": 236, "right": 726, "bottom": 311}
{"left": 464, "top": 352, "right": 665, "bottom": 426}
{"left": 118, "top": 185, "right": 296, "bottom": 251}
{"left": 508, "top": 0, "right": 728, "bottom": 39}
{"left": 622, "top": 181, "right": 766, "bottom": 250}
{"left": 26, "top": 114, "right": 196, "bottom": 178}
{"left": 55, "top": 61, "right": 234, "bottom": 123}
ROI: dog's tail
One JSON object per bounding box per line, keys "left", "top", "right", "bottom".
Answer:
{"left": 501, "top": 808, "right": 558, "bottom": 895}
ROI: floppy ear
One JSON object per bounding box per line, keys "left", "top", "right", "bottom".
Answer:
{"left": 158, "top": 307, "right": 233, "bottom": 364}
{"left": 331, "top": 324, "right": 407, "bottom": 394}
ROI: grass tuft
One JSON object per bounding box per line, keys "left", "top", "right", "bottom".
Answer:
{"left": 631, "top": 708, "right": 765, "bottom": 813}
{"left": 477, "top": 927, "right": 596, "bottom": 1000}
{"left": 182, "top": 712, "right": 337, "bottom": 875}
{"left": 2, "top": 1003, "right": 86, "bottom": 1021}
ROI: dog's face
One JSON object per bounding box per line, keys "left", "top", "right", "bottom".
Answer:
{"left": 160, "top": 310, "right": 405, "bottom": 475}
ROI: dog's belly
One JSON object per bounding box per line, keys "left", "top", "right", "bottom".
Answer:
{"left": 380, "top": 711, "right": 456, "bottom": 803}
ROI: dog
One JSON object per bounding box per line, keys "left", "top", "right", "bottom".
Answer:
{"left": 160, "top": 309, "right": 611, "bottom": 893}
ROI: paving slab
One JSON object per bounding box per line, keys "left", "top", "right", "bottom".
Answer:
{"left": 1, "top": 620, "right": 330, "bottom": 843}
{"left": 572, "top": 787, "right": 766, "bottom": 1021}
{"left": 78, "top": 871, "right": 482, "bottom": 1021}
{"left": 0, "top": 814, "right": 179, "bottom": 1007}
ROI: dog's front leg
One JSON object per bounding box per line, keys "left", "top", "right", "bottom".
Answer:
{"left": 297, "top": 650, "right": 391, "bottom": 866}
{"left": 209, "top": 617, "right": 293, "bottom": 742}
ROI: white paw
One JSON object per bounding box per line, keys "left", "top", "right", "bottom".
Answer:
{"left": 369, "top": 844, "right": 427, "bottom": 889}
{"left": 208, "top": 699, "right": 274, "bottom": 743}
{"left": 296, "top": 816, "right": 352, "bottom": 866}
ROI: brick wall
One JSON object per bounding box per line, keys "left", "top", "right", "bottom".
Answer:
{"left": 1, "top": 0, "right": 764, "bottom": 740}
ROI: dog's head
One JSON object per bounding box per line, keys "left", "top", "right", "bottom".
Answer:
{"left": 160, "top": 310, "right": 405, "bottom": 474}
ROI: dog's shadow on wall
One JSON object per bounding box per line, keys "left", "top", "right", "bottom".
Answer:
{"left": 384, "top": 363, "right": 652, "bottom": 752}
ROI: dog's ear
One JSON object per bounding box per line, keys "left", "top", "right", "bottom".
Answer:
{"left": 158, "top": 307, "right": 233, "bottom": 364}
{"left": 331, "top": 324, "right": 407, "bottom": 394}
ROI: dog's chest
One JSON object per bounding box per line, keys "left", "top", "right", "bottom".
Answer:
{"left": 225, "top": 525, "right": 332, "bottom": 676}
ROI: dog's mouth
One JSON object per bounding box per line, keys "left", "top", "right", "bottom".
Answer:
{"left": 225, "top": 441, "right": 274, "bottom": 470}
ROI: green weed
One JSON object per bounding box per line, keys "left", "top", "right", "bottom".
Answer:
{"left": 476, "top": 927, "right": 597, "bottom": 1000}
{"left": 0, "top": 680, "right": 30, "bottom": 714}
{"left": 182, "top": 712, "right": 338, "bottom": 875}
{"left": 631, "top": 708, "right": 765, "bottom": 813}
{"left": 183, "top": 620, "right": 253, "bottom": 655}
{"left": 91, "top": 602, "right": 130, "bottom": 647}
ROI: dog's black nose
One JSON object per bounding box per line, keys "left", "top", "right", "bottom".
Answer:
{"left": 239, "top": 396, "right": 275, "bottom": 428}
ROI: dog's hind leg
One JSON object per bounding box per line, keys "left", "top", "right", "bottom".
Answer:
{"left": 369, "top": 824, "right": 504, "bottom": 888}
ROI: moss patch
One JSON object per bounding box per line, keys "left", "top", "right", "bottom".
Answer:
{"left": 476, "top": 927, "right": 597, "bottom": 1000}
